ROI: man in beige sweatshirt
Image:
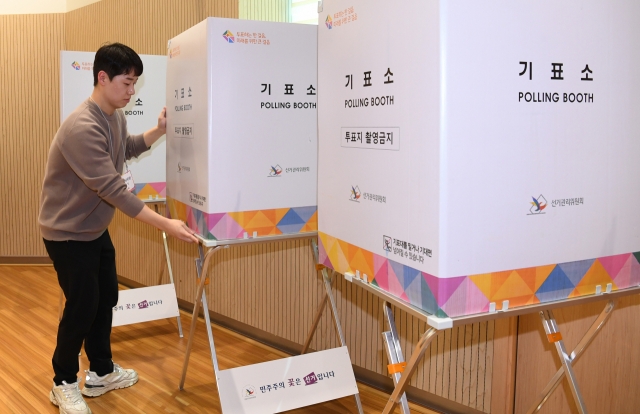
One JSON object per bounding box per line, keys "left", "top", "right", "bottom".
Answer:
{"left": 39, "top": 43, "right": 197, "bottom": 414}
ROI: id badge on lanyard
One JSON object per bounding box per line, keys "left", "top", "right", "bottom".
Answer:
{"left": 122, "top": 168, "right": 135, "bottom": 192}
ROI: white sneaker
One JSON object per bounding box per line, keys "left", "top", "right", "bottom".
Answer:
{"left": 81, "top": 362, "right": 138, "bottom": 397}
{"left": 49, "top": 381, "right": 92, "bottom": 414}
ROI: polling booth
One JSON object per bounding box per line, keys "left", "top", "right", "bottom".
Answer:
{"left": 167, "top": 18, "right": 362, "bottom": 414}
{"left": 316, "top": 1, "right": 640, "bottom": 413}
{"left": 317, "top": 0, "right": 640, "bottom": 319}
{"left": 165, "top": 17, "right": 318, "bottom": 241}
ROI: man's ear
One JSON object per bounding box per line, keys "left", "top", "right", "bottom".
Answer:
{"left": 98, "top": 70, "right": 109, "bottom": 85}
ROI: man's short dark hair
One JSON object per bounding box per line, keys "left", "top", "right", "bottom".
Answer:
{"left": 93, "top": 43, "right": 143, "bottom": 86}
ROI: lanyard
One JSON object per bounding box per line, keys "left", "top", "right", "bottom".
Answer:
{"left": 89, "top": 97, "right": 129, "bottom": 172}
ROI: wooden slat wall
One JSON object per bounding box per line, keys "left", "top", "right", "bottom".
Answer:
{"left": 490, "top": 316, "right": 518, "bottom": 414}
{"left": 0, "top": 14, "right": 65, "bottom": 257}
{"left": 1, "top": 1, "right": 510, "bottom": 412}
{"left": 202, "top": 0, "right": 240, "bottom": 21}
{"left": 64, "top": 0, "right": 238, "bottom": 54}
{"left": 514, "top": 295, "right": 640, "bottom": 414}
{"left": 240, "top": 0, "right": 290, "bottom": 22}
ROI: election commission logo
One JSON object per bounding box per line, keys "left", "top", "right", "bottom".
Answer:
{"left": 71, "top": 61, "right": 81, "bottom": 70}
{"left": 349, "top": 185, "right": 361, "bottom": 202}
{"left": 268, "top": 164, "right": 282, "bottom": 177}
{"left": 325, "top": 15, "right": 333, "bottom": 29}
{"left": 242, "top": 385, "right": 256, "bottom": 400}
{"left": 223, "top": 30, "right": 235, "bottom": 43}
{"left": 528, "top": 195, "right": 547, "bottom": 215}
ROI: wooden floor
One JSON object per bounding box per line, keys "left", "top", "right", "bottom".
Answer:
{"left": 0, "top": 266, "right": 439, "bottom": 414}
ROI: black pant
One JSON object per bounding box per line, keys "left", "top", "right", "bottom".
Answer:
{"left": 44, "top": 230, "right": 117, "bottom": 385}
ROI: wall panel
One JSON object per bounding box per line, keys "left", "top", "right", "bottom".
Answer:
{"left": 0, "top": 13, "right": 65, "bottom": 257}
{"left": 240, "top": 0, "right": 290, "bottom": 22}
{"left": 65, "top": 0, "right": 200, "bottom": 55}
{"left": 65, "top": 0, "right": 238, "bottom": 55}
{"left": 202, "top": 0, "right": 239, "bottom": 21}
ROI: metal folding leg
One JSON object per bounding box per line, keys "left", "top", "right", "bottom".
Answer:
{"left": 179, "top": 243, "right": 222, "bottom": 390}
{"left": 526, "top": 300, "right": 615, "bottom": 414}
{"left": 301, "top": 239, "right": 364, "bottom": 414}
{"left": 154, "top": 203, "right": 183, "bottom": 337}
{"left": 300, "top": 293, "right": 328, "bottom": 355}
{"left": 381, "top": 302, "right": 411, "bottom": 414}
{"left": 382, "top": 325, "right": 438, "bottom": 414}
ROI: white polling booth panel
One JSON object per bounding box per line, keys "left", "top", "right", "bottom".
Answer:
{"left": 60, "top": 51, "right": 167, "bottom": 200}
{"left": 166, "top": 18, "right": 318, "bottom": 240}
{"left": 317, "top": 0, "right": 640, "bottom": 317}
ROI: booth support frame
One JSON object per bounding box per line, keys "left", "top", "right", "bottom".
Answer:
{"left": 303, "top": 267, "right": 639, "bottom": 414}
{"left": 179, "top": 232, "right": 364, "bottom": 414}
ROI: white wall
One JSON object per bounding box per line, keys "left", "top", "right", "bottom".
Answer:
{"left": 0, "top": 0, "right": 100, "bottom": 14}
{"left": 66, "top": 0, "right": 100, "bottom": 12}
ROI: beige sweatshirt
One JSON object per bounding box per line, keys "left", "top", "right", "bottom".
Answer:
{"left": 39, "top": 98, "right": 148, "bottom": 241}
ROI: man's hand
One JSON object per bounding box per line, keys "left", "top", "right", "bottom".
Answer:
{"left": 143, "top": 107, "right": 167, "bottom": 147}
{"left": 157, "top": 106, "right": 167, "bottom": 131}
{"left": 163, "top": 218, "right": 198, "bottom": 243}
{"left": 134, "top": 205, "right": 198, "bottom": 243}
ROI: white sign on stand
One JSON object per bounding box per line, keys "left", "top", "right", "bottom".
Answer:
{"left": 112, "top": 284, "right": 180, "bottom": 327}
{"left": 60, "top": 51, "right": 168, "bottom": 199}
{"left": 216, "top": 347, "right": 358, "bottom": 414}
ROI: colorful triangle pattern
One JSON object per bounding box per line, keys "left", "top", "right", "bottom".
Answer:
{"left": 133, "top": 182, "right": 166, "bottom": 200}
{"left": 166, "top": 197, "right": 317, "bottom": 241}
{"left": 318, "top": 231, "right": 640, "bottom": 318}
